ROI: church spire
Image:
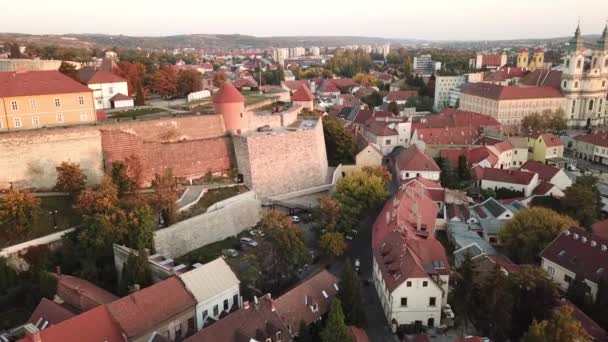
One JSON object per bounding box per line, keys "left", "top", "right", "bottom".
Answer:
{"left": 598, "top": 23, "right": 608, "bottom": 50}
{"left": 569, "top": 23, "right": 585, "bottom": 51}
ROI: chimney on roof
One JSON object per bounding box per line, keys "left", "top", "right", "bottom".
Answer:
{"left": 602, "top": 245, "right": 608, "bottom": 252}
{"left": 24, "top": 324, "right": 41, "bottom": 342}
{"left": 417, "top": 214, "right": 422, "bottom": 231}
{"left": 305, "top": 294, "right": 309, "bottom": 305}
{"left": 386, "top": 211, "right": 391, "bottom": 225}
{"left": 243, "top": 301, "right": 250, "bottom": 309}
{"left": 591, "top": 241, "right": 597, "bottom": 247}
{"left": 254, "top": 295, "right": 258, "bottom": 306}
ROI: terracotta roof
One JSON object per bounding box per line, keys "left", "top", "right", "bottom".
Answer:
{"left": 414, "top": 108, "right": 500, "bottom": 130}
{"left": 317, "top": 79, "right": 340, "bottom": 94}
{"left": 86, "top": 70, "right": 126, "bottom": 84}
{"left": 350, "top": 326, "right": 370, "bottom": 342}
{"left": 364, "top": 120, "right": 398, "bottom": 136}
{"left": 574, "top": 131, "right": 608, "bottom": 148}
{"left": 481, "top": 54, "right": 502, "bottom": 67}
{"left": 330, "top": 78, "right": 356, "bottom": 89}
{"left": 461, "top": 83, "right": 564, "bottom": 100}
{"left": 562, "top": 300, "right": 608, "bottom": 341}
{"left": 109, "top": 93, "right": 132, "bottom": 101}
{"left": 591, "top": 219, "right": 608, "bottom": 240}
{"left": 57, "top": 275, "right": 118, "bottom": 313}
{"left": 492, "top": 140, "right": 514, "bottom": 153}
{"left": 385, "top": 90, "right": 418, "bottom": 102}
{"left": 354, "top": 110, "right": 394, "bottom": 125}
{"left": 282, "top": 80, "right": 308, "bottom": 91}
{"left": 107, "top": 277, "right": 195, "bottom": 338}
{"left": 213, "top": 83, "right": 245, "bottom": 103}
{"left": 540, "top": 227, "right": 608, "bottom": 284}
{"left": 232, "top": 77, "right": 258, "bottom": 88}
{"left": 184, "top": 296, "right": 288, "bottom": 342}
{"left": 18, "top": 306, "right": 125, "bottom": 342}
{"left": 479, "top": 168, "right": 537, "bottom": 185}
{"left": 483, "top": 67, "right": 527, "bottom": 82}
{"left": 396, "top": 144, "right": 440, "bottom": 172}
{"left": 415, "top": 126, "right": 479, "bottom": 145}
{"left": 273, "top": 270, "right": 338, "bottom": 329}
{"left": 27, "top": 298, "right": 76, "bottom": 327}
{"left": 533, "top": 181, "right": 560, "bottom": 196}
{"left": 0, "top": 71, "right": 93, "bottom": 97}
{"left": 521, "top": 160, "right": 560, "bottom": 181}
{"left": 291, "top": 84, "right": 314, "bottom": 102}
{"left": 440, "top": 146, "right": 498, "bottom": 168}
{"left": 529, "top": 132, "right": 562, "bottom": 147}
{"left": 519, "top": 70, "right": 563, "bottom": 89}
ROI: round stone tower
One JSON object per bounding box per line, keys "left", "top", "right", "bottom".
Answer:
{"left": 213, "top": 83, "right": 247, "bottom": 134}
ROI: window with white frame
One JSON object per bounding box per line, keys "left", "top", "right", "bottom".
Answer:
{"left": 32, "top": 116, "right": 40, "bottom": 126}
{"left": 54, "top": 98, "right": 61, "bottom": 107}
{"left": 11, "top": 101, "right": 18, "bottom": 110}
{"left": 78, "top": 96, "right": 85, "bottom": 105}
{"left": 80, "top": 112, "right": 88, "bottom": 121}
{"left": 546, "top": 266, "right": 555, "bottom": 275}
{"left": 56, "top": 113, "right": 64, "bottom": 123}
{"left": 108, "top": 86, "right": 114, "bottom": 95}
{"left": 29, "top": 99, "right": 37, "bottom": 110}
{"left": 14, "top": 117, "right": 22, "bottom": 128}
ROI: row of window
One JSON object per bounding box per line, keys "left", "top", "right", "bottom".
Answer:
{"left": 9, "top": 96, "right": 86, "bottom": 111}
{"left": 401, "top": 296, "right": 437, "bottom": 307}
{"left": 4, "top": 112, "right": 89, "bottom": 128}
{"left": 201, "top": 294, "right": 240, "bottom": 321}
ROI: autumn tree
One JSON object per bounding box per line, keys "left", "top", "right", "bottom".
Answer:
{"left": 335, "top": 169, "right": 389, "bottom": 230}
{"left": 499, "top": 207, "right": 576, "bottom": 263}
{"left": 134, "top": 80, "right": 146, "bottom": 106}
{"left": 55, "top": 161, "right": 87, "bottom": 197}
{"left": 361, "top": 166, "right": 392, "bottom": 186}
{"left": 118, "top": 248, "right": 152, "bottom": 296}
{"left": 124, "top": 155, "right": 144, "bottom": 190}
{"left": 320, "top": 232, "right": 346, "bottom": 258}
{"left": 319, "top": 196, "right": 341, "bottom": 232}
{"left": 114, "top": 61, "right": 146, "bottom": 95}
{"left": 561, "top": 175, "right": 601, "bottom": 229}
{"left": 176, "top": 69, "right": 203, "bottom": 97}
{"left": 0, "top": 190, "right": 41, "bottom": 240}
{"left": 123, "top": 204, "right": 156, "bottom": 251}
{"left": 320, "top": 299, "right": 353, "bottom": 342}
{"left": 257, "top": 210, "right": 308, "bottom": 288}
{"left": 523, "top": 305, "right": 590, "bottom": 342}
{"left": 110, "top": 161, "right": 134, "bottom": 197}
{"left": 521, "top": 109, "right": 567, "bottom": 132}
{"left": 353, "top": 73, "right": 377, "bottom": 85}
{"left": 58, "top": 62, "right": 78, "bottom": 81}
{"left": 150, "top": 168, "right": 178, "bottom": 226}
{"left": 149, "top": 67, "right": 177, "bottom": 99}
{"left": 76, "top": 176, "right": 120, "bottom": 216}
{"left": 338, "top": 261, "right": 367, "bottom": 328}
{"left": 212, "top": 72, "right": 227, "bottom": 88}
{"left": 322, "top": 115, "right": 356, "bottom": 166}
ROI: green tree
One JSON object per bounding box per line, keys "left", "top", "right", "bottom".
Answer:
{"left": 509, "top": 266, "right": 559, "bottom": 340}
{"left": 327, "top": 49, "right": 372, "bottom": 77}
{"left": 0, "top": 190, "right": 40, "bottom": 240}
{"left": 58, "top": 61, "right": 78, "bottom": 81}
{"left": 258, "top": 210, "right": 308, "bottom": 288}
{"left": 0, "top": 257, "right": 18, "bottom": 292}
{"left": 566, "top": 274, "right": 592, "bottom": 311}
{"left": 561, "top": 175, "right": 601, "bottom": 229}
{"left": 298, "top": 320, "right": 313, "bottom": 342}
{"left": 123, "top": 204, "right": 156, "bottom": 251}
{"left": 119, "top": 248, "right": 152, "bottom": 296}
{"left": 55, "top": 161, "right": 87, "bottom": 197}
{"left": 476, "top": 265, "right": 513, "bottom": 342}
{"left": 387, "top": 101, "right": 400, "bottom": 115}
{"left": 480, "top": 188, "right": 497, "bottom": 200}
{"left": 176, "top": 69, "right": 203, "bottom": 97}
{"left": 134, "top": 80, "right": 146, "bottom": 106}
{"left": 457, "top": 155, "right": 471, "bottom": 181}
{"left": 320, "top": 232, "right": 346, "bottom": 258}
{"left": 499, "top": 207, "right": 576, "bottom": 263}
{"left": 451, "top": 254, "right": 479, "bottom": 329}
{"left": 38, "top": 271, "right": 58, "bottom": 300}
{"left": 319, "top": 195, "right": 341, "bottom": 232}
{"left": 322, "top": 116, "right": 356, "bottom": 166}
{"left": 110, "top": 161, "right": 134, "bottom": 197}
{"left": 523, "top": 305, "right": 590, "bottom": 342}
{"left": 437, "top": 157, "right": 458, "bottom": 189}
{"left": 320, "top": 299, "right": 353, "bottom": 342}
{"left": 150, "top": 168, "right": 178, "bottom": 226}
{"left": 592, "top": 277, "right": 608, "bottom": 328}
{"left": 335, "top": 169, "right": 389, "bottom": 231}
{"left": 338, "top": 262, "right": 367, "bottom": 328}
{"left": 361, "top": 91, "right": 383, "bottom": 108}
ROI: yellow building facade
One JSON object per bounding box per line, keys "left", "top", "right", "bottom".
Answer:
{"left": 516, "top": 48, "right": 545, "bottom": 71}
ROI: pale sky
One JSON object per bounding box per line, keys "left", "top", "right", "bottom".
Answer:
{"left": 2, "top": 0, "right": 607, "bottom": 40}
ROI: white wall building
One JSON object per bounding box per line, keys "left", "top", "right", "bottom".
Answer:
{"left": 178, "top": 258, "right": 240, "bottom": 330}
{"left": 478, "top": 168, "right": 540, "bottom": 197}
{"left": 83, "top": 71, "right": 131, "bottom": 110}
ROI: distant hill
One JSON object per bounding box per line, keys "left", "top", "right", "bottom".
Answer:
{"left": 0, "top": 32, "right": 602, "bottom": 51}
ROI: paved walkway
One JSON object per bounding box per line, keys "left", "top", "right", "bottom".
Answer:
{"left": 176, "top": 185, "right": 206, "bottom": 212}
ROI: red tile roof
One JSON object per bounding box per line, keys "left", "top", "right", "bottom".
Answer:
{"left": 364, "top": 120, "right": 398, "bottom": 136}
{"left": 184, "top": 296, "right": 288, "bottom": 342}
{"left": 18, "top": 306, "right": 125, "bottom": 342}
{"left": 109, "top": 93, "right": 132, "bottom": 102}
{"left": 481, "top": 54, "right": 502, "bottom": 67}
{"left": 318, "top": 79, "right": 340, "bottom": 94}
{"left": 0, "top": 71, "right": 93, "bottom": 98}
{"left": 107, "top": 277, "right": 195, "bottom": 338}
{"left": 283, "top": 80, "right": 308, "bottom": 91}
{"left": 396, "top": 144, "right": 440, "bottom": 172}
{"left": 415, "top": 126, "right": 479, "bottom": 145}
{"left": 57, "top": 275, "right": 118, "bottom": 313}
{"left": 349, "top": 326, "right": 370, "bottom": 342}
{"left": 521, "top": 160, "right": 560, "bottom": 181}
{"left": 385, "top": 90, "right": 418, "bottom": 102}
{"left": 540, "top": 227, "right": 608, "bottom": 284}
{"left": 414, "top": 108, "right": 500, "bottom": 130}
{"left": 291, "top": 84, "right": 314, "bottom": 102}
{"left": 354, "top": 110, "right": 394, "bottom": 125}
{"left": 27, "top": 298, "right": 76, "bottom": 327}
{"left": 213, "top": 83, "right": 245, "bottom": 103}
{"left": 232, "top": 77, "right": 258, "bottom": 88}
{"left": 574, "top": 131, "right": 608, "bottom": 148}
{"left": 440, "top": 146, "right": 499, "bottom": 168}
{"left": 273, "top": 270, "right": 338, "bottom": 329}
{"left": 533, "top": 181, "right": 560, "bottom": 196}
{"left": 479, "top": 168, "right": 537, "bottom": 185}
{"left": 86, "top": 70, "right": 126, "bottom": 84}
{"left": 462, "top": 82, "right": 564, "bottom": 100}
{"left": 591, "top": 219, "right": 608, "bottom": 240}
{"left": 562, "top": 300, "right": 608, "bottom": 341}
{"left": 483, "top": 67, "right": 527, "bottom": 82}
{"left": 519, "top": 70, "right": 563, "bottom": 89}
{"left": 492, "top": 140, "right": 514, "bottom": 153}
{"left": 529, "top": 132, "right": 562, "bottom": 147}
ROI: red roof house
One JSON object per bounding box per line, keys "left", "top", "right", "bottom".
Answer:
{"left": 395, "top": 144, "right": 440, "bottom": 181}
{"left": 291, "top": 84, "right": 314, "bottom": 102}
{"left": 461, "top": 83, "right": 564, "bottom": 101}
{"left": 0, "top": 71, "right": 93, "bottom": 97}
{"left": 56, "top": 275, "right": 118, "bottom": 313}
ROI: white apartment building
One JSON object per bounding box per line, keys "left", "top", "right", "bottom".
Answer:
{"left": 178, "top": 258, "right": 241, "bottom": 330}
{"left": 82, "top": 70, "right": 131, "bottom": 110}
{"left": 434, "top": 76, "right": 467, "bottom": 111}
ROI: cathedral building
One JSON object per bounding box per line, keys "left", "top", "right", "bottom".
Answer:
{"left": 517, "top": 48, "right": 545, "bottom": 71}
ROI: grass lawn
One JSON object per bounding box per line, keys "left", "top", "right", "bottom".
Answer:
{"left": 175, "top": 236, "right": 239, "bottom": 266}
{"left": 241, "top": 90, "right": 272, "bottom": 106}
{"left": 109, "top": 107, "right": 165, "bottom": 119}
{"left": 256, "top": 101, "right": 292, "bottom": 112}
{"left": 0, "top": 196, "right": 81, "bottom": 249}
{"left": 178, "top": 186, "right": 248, "bottom": 221}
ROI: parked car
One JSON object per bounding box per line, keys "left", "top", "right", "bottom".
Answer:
{"left": 222, "top": 249, "right": 239, "bottom": 258}
{"left": 567, "top": 164, "right": 578, "bottom": 171}
{"left": 350, "top": 229, "right": 359, "bottom": 236}
{"left": 239, "top": 237, "right": 258, "bottom": 247}
{"left": 249, "top": 229, "right": 264, "bottom": 237}
{"left": 345, "top": 234, "right": 354, "bottom": 241}
{"left": 291, "top": 216, "right": 301, "bottom": 223}
{"left": 257, "top": 125, "right": 272, "bottom": 132}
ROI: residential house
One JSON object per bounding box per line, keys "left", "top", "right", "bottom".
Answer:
{"left": 355, "top": 134, "right": 384, "bottom": 168}
{"left": 471, "top": 52, "right": 508, "bottom": 70}
{"left": 476, "top": 168, "right": 539, "bottom": 197}
{"left": 521, "top": 160, "right": 572, "bottom": 190}
{"left": 395, "top": 144, "right": 441, "bottom": 181}
{"left": 56, "top": 274, "right": 118, "bottom": 313}
{"left": 107, "top": 277, "right": 197, "bottom": 342}
{"left": 527, "top": 132, "right": 564, "bottom": 163}
{"left": 359, "top": 116, "right": 411, "bottom": 155}
{"left": 448, "top": 221, "right": 498, "bottom": 266}
{"left": 178, "top": 258, "right": 240, "bottom": 330}
{"left": 383, "top": 90, "right": 418, "bottom": 105}
{"left": 468, "top": 197, "right": 525, "bottom": 245}
{"left": 26, "top": 298, "right": 76, "bottom": 331}
{"left": 372, "top": 181, "right": 450, "bottom": 329}
{"left": 573, "top": 131, "right": 608, "bottom": 165}
{"left": 291, "top": 84, "right": 314, "bottom": 110}
{"left": 79, "top": 69, "right": 132, "bottom": 110}
{"left": 0, "top": 70, "right": 96, "bottom": 131}
{"left": 541, "top": 228, "right": 608, "bottom": 301}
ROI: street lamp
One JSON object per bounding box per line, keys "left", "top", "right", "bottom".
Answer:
{"left": 49, "top": 210, "right": 58, "bottom": 229}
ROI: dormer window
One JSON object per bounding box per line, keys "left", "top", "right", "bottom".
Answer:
{"left": 276, "top": 331, "right": 282, "bottom": 341}
{"left": 311, "top": 303, "right": 319, "bottom": 312}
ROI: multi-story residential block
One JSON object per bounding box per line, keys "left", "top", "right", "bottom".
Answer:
{"left": 309, "top": 46, "right": 321, "bottom": 56}
{"left": 273, "top": 48, "right": 289, "bottom": 66}
{"left": 561, "top": 25, "right": 608, "bottom": 127}
{"left": 459, "top": 82, "right": 566, "bottom": 126}
{"left": 0, "top": 70, "right": 96, "bottom": 131}
{"left": 541, "top": 228, "right": 608, "bottom": 301}
{"left": 413, "top": 54, "right": 441, "bottom": 76}
{"left": 178, "top": 258, "right": 240, "bottom": 330}
{"left": 434, "top": 75, "right": 467, "bottom": 111}
{"left": 521, "top": 160, "right": 572, "bottom": 191}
